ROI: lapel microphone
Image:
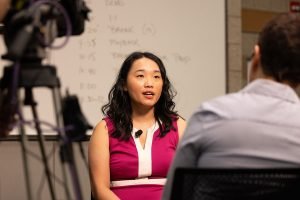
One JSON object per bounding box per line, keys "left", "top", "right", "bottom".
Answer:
{"left": 135, "top": 130, "right": 143, "bottom": 138}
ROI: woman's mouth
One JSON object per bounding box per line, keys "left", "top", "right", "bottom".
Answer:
{"left": 143, "top": 91, "right": 154, "bottom": 98}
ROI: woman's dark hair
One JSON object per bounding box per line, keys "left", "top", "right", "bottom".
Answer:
{"left": 258, "top": 13, "right": 300, "bottom": 86}
{"left": 102, "top": 51, "right": 178, "bottom": 140}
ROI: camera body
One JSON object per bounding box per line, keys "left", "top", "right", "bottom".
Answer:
{"left": 2, "top": 0, "right": 90, "bottom": 61}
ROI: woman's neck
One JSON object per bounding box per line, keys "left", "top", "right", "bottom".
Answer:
{"left": 131, "top": 108, "right": 156, "bottom": 128}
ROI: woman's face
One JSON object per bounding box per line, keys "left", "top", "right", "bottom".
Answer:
{"left": 124, "top": 57, "right": 163, "bottom": 110}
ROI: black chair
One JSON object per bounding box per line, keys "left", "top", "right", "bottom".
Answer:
{"left": 170, "top": 168, "right": 300, "bottom": 200}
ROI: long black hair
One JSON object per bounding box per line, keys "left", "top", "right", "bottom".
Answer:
{"left": 102, "top": 51, "right": 178, "bottom": 141}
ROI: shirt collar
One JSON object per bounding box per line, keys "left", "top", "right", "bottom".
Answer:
{"left": 241, "top": 79, "right": 300, "bottom": 104}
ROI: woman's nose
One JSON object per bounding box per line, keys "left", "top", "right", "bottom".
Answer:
{"left": 144, "top": 78, "right": 154, "bottom": 88}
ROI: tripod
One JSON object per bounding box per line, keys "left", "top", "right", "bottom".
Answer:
{"left": 0, "top": 62, "right": 83, "bottom": 200}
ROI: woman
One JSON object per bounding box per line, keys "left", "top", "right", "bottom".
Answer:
{"left": 88, "top": 51, "right": 186, "bottom": 200}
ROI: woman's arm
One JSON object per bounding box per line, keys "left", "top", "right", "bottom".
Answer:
{"left": 177, "top": 117, "right": 186, "bottom": 140}
{"left": 88, "top": 120, "right": 120, "bottom": 200}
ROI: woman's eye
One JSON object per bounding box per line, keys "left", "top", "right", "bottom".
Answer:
{"left": 154, "top": 75, "right": 161, "bottom": 79}
{"left": 137, "top": 74, "right": 144, "bottom": 78}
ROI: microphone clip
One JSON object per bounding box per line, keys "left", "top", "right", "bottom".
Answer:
{"left": 135, "top": 130, "right": 143, "bottom": 138}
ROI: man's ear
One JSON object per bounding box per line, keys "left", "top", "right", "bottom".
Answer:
{"left": 252, "top": 45, "right": 260, "bottom": 68}
{"left": 0, "top": 0, "right": 11, "bottom": 22}
{"left": 249, "top": 45, "right": 261, "bottom": 81}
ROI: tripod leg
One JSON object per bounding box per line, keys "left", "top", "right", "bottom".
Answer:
{"left": 52, "top": 87, "right": 83, "bottom": 200}
{"left": 26, "top": 88, "right": 57, "bottom": 200}
{"left": 59, "top": 153, "right": 72, "bottom": 200}
{"left": 51, "top": 87, "right": 71, "bottom": 200}
{"left": 18, "top": 96, "right": 34, "bottom": 200}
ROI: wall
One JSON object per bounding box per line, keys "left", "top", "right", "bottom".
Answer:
{"left": 227, "top": 0, "right": 242, "bottom": 92}
{"left": 0, "top": 140, "right": 90, "bottom": 200}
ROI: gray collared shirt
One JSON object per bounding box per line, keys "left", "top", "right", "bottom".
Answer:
{"left": 162, "top": 79, "right": 300, "bottom": 200}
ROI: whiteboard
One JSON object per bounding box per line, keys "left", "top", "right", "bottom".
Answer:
{"left": 0, "top": 0, "right": 226, "bottom": 135}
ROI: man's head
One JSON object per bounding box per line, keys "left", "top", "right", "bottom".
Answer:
{"left": 250, "top": 13, "right": 300, "bottom": 88}
{"left": 0, "top": 0, "right": 10, "bottom": 22}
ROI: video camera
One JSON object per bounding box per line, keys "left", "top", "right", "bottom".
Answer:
{"left": 2, "top": 0, "right": 90, "bottom": 61}
{"left": 0, "top": 0, "right": 91, "bottom": 138}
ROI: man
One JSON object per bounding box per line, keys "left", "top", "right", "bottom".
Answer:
{"left": 162, "top": 12, "right": 300, "bottom": 199}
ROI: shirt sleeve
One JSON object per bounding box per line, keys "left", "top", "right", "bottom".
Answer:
{"left": 162, "top": 106, "right": 222, "bottom": 200}
{"left": 162, "top": 109, "right": 205, "bottom": 200}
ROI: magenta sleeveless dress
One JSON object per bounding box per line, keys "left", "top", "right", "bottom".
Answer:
{"left": 104, "top": 117, "right": 179, "bottom": 200}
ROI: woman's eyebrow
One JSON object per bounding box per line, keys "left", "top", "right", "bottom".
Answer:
{"left": 134, "top": 69, "right": 161, "bottom": 73}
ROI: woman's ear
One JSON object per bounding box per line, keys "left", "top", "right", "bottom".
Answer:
{"left": 123, "top": 82, "right": 128, "bottom": 91}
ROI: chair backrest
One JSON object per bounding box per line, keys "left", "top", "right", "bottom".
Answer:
{"left": 170, "top": 168, "right": 300, "bottom": 200}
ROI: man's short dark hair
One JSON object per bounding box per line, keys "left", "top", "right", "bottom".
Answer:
{"left": 258, "top": 13, "right": 300, "bottom": 85}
